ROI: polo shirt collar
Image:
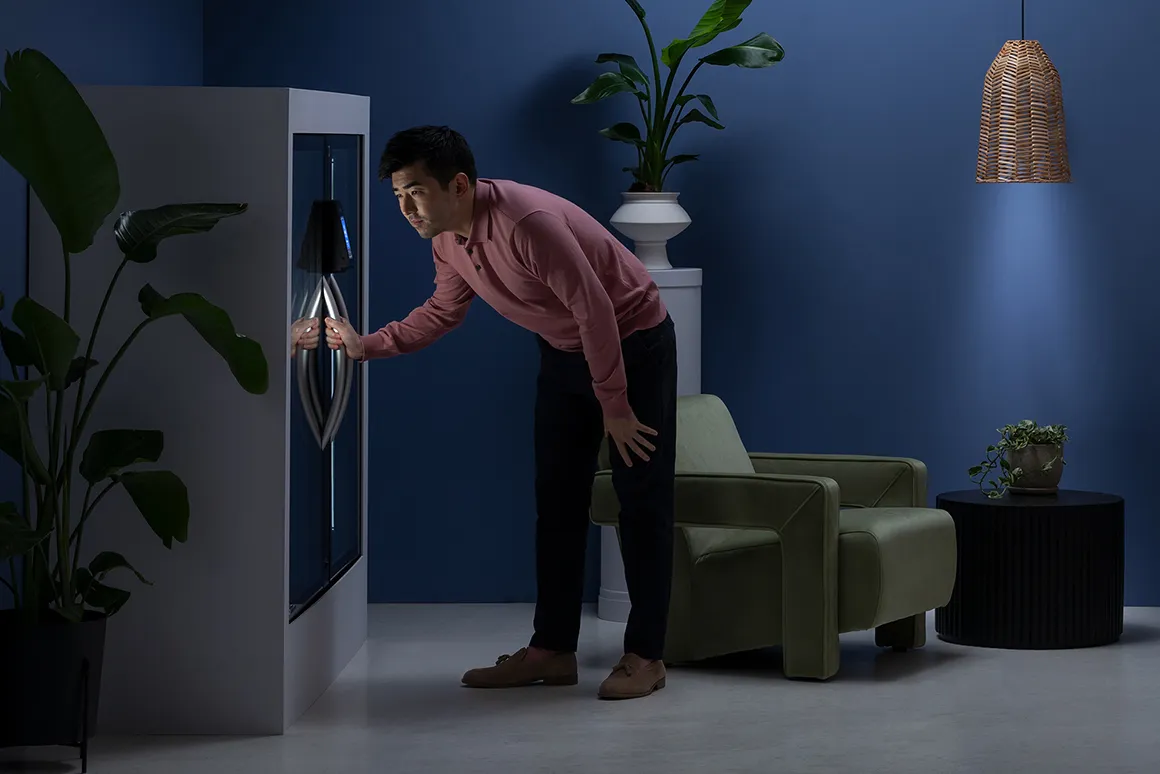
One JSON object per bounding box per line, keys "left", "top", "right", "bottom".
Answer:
{"left": 454, "top": 179, "right": 493, "bottom": 248}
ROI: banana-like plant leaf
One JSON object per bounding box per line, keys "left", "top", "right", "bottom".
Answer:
{"left": 1, "top": 377, "right": 45, "bottom": 402}
{"left": 0, "top": 49, "right": 120, "bottom": 254}
{"left": 666, "top": 154, "right": 701, "bottom": 168}
{"left": 599, "top": 122, "right": 645, "bottom": 146}
{"left": 0, "top": 325, "right": 35, "bottom": 368}
{"left": 114, "top": 203, "right": 249, "bottom": 264}
{"left": 11, "top": 296, "right": 80, "bottom": 389}
{"left": 64, "top": 356, "right": 98, "bottom": 389}
{"left": 675, "top": 93, "right": 720, "bottom": 121}
{"left": 80, "top": 428, "right": 164, "bottom": 484}
{"left": 88, "top": 550, "right": 151, "bottom": 586}
{"left": 677, "top": 108, "right": 726, "bottom": 131}
{"left": 701, "top": 32, "right": 785, "bottom": 68}
{"left": 571, "top": 72, "right": 644, "bottom": 105}
{"left": 138, "top": 284, "right": 269, "bottom": 395}
{"left": 595, "top": 53, "right": 649, "bottom": 89}
{"left": 661, "top": 0, "right": 751, "bottom": 68}
{"left": 623, "top": 0, "right": 646, "bottom": 20}
{"left": 0, "top": 502, "right": 48, "bottom": 561}
{"left": 0, "top": 386, "right": 50, "bottom": 485}
{"left": 74, "top": 567, "right": 131, "bottom": 616}
{"left": 117, "top": 469, "right": 189, "bottom": 549}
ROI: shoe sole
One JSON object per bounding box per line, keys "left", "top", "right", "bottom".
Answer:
{"left": 598, "top": 675, "right": 666, "bottom": 700}
{"left": 462, "top": 674, "right": 579, "bottom": 689}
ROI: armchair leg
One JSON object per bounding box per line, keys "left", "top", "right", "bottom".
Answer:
{"left": 875, "top": 612, "right": 927, "bottom": 652}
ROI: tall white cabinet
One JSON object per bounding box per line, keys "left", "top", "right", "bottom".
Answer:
{"left": 26, "top": 87, "right": 370, "bottom": 734}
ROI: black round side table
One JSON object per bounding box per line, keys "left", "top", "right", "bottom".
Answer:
{"left": 934, "top": 489, "right": 1124, "bottom": 649}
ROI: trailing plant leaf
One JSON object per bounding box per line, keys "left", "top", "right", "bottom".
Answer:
{"left": 138, "top": 284, "right": 268, "bottom": 395}
{"left": 969, "top": 420, "right": 1070, "bottom": 498}
{"left": 0, "top": 49, "right": 119, "bottom": 253}
{"left": 11, "top": 296, "right": 80, "bottom": 389}
{"left": 80, "top": 428, "right": 164, "bottom": 484}
{"left": 114, "top": 203, "right": 248, "bottom": 263}
{"left": 88, "top": 550, "right": 151, "bottom": 586}
{"left": 117, "top": 469, "right": 189, "bottom": 549}
{"left": 74, "top": 568, "right": 130, "bottom": 616}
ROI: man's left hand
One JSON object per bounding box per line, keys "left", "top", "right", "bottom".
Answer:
{"left": 605, "top": 413, "right": 658, "bottom": 468}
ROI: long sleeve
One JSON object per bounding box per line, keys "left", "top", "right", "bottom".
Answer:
{"left": 512, "top": 210, "right": 632, "bottom": 419}
{"left": 358, "top": 244, "right": 474, "bottom": 360}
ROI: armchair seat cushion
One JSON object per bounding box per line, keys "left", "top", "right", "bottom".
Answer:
{"left": 687, "top": 506, "right": 956, "bottom": 634}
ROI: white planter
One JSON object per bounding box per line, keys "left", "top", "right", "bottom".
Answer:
{"left": 609, "top": 191, "right": 691, "bottom": 270}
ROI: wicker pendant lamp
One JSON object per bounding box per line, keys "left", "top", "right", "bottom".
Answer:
{"left": 976, "top": 0, "right": 1070, "bottom": 183}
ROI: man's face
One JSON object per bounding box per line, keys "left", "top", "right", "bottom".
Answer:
{"left": 391, "top": 163, "right": 466, "bottom": 240}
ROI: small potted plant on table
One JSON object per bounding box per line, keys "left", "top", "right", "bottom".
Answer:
{"left": 969, "top": 419, "right": 1069, "bottom": 499}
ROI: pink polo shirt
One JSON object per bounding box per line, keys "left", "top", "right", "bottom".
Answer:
{"left": 359, "top": 178, "right": 667, "bottom": 419}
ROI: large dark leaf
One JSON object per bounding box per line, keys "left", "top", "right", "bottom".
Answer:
{"left": 88, "top": 550, "right": 151, "bottom": 586}
{"left": 0, "top": 377, "right": 45, "bottom": 402}
{"left": 138, "top": 284, "right": 268, "bottom": 395}
{"left": 80, "top": 428, "right": 164, "bottom": 484}
{"left": 1, "top": 325, "right": 36, "bottom": 368}
{"left": 675, "top": 93, "right": 720, "bottom": 120}
{"left": 661, "top": 0, "right": 751, "bottom": 67}
{"left": 701, "top": 33, "right": 785, "bottom": 68}
{"left": 117, "top": 469, "right": 189, "bottom": 549}
{"left": 0, "top": 49, "right": 119, "bottom": 254}
{"left": 599, "top": 122, "right": 646, "bottom": 146}
{"left": 64, "top": 356, "right": 98, "bottom": 388}
{"left": 74, "top": 567, "right": 131, "bottom": 616}
{"left": 677, "top": 108, "right": 726, "bottom": 131}
{"left": 571, "top": 72, "right": 644, "bottom": 105}
{"left": 0, "top": 390, "right": 50, "bottom": 484}
{"left": 0, "top": 501, "right": 47, "bottom": 561}
{"left": 11, "top": 296, "right": 80, "bottom": 389}
{"left": 595, "top": 53, "right": 649, "bottom": 89}
{"left": 114, "top": 203, "right": 248, "bottom": 264}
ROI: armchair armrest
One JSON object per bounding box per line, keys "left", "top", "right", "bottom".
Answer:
{"left": 590, "top": 471, "right": 841, "bottom": 679}
{"left": 748, "top": 453, "right": 927, "bottom": 508}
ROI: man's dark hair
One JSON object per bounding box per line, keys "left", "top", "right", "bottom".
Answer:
{"left": 378, "top": 125, "right": 477, "bottom": 187}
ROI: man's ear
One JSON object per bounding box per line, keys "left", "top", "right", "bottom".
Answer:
{"left": 454, "top": 172, "right": 471, "bottom": 198}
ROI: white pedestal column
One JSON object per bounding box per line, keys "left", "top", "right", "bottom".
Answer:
{"left": 598, "top": 267, "right": 702, "bottom": 622}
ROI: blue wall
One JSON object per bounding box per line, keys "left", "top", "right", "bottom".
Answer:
{"left": 0, "top": 0, "right": 205, "bottom": 606}
{"left": 4, "top": 0, "right": 1148, "bottom": 607}
{"left": 205, "top": 0, "right": 1160, "bottom": 606}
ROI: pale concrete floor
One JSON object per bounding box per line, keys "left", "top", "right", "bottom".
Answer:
{"left": 4, "top": 604, "right": 1160, "bottom": 773}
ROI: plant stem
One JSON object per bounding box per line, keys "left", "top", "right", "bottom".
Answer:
{"left": 70, "top": 480, "right": 111, "bottom": 578}
{"left": 4, "top": 560, "right": 18, "bottom": 606}
{"left": 67, "top": 257, "right": 128, "bottom": 473}
{"left": 51, "top": 242, "right": 72, "bottom": 606}
{"left": 72, "top": 319, "right": 152, "bottom": 453}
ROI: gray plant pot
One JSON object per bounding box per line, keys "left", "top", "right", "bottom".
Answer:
{"left": 1008, "top": 443, "right": 1065, "bottom": 494}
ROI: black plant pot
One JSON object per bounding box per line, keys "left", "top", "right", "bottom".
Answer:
{"left": 0, "top": 609, "right": 106, "bottom": 772}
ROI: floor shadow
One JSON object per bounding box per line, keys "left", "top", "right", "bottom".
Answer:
{"left": 1119, "top": 621, "right": 1160, "bottom": 645}
{"left": 667, "top": 642, "right": 970, "bottom": 683}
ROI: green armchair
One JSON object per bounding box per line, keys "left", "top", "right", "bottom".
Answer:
{"left": 591, "top": 394, "right": 957, "bottom": 680}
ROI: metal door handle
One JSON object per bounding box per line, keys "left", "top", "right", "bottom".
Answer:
{"left": 295, "top": 275, "right": 356, "bottom": 450}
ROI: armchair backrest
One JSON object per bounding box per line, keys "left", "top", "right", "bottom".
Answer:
{"left": 597, "top": 394, "right": 755, "bottom": 475}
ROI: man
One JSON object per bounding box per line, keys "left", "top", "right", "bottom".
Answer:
{"left": 306, "top": 125, "right": 677, "bottom": 700}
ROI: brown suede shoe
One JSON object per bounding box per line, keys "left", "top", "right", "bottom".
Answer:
{"left": 461, "top": 648, "right": 578, "bottom": 689}
{"left": 597, "top": 655, "right": 666, "bottom": 700}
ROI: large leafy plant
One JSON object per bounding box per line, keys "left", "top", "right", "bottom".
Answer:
{"left": 572, "top": 0, "right": 784, "bottom": 192}
{"left": 0, "top": 49, "right": 269, "bottom": 621}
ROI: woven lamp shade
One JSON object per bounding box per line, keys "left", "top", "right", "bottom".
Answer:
{"left": 976, "top": 40, "right": 1070, "bottom": 183}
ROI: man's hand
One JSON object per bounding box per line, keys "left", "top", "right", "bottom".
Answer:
{"left": 605, "top": 412, "right": 658, "bottom": 468}
{"left": 324, "top": 316, "right": 365, "bottom": 360}
{"left": 290, "top": 317, "right": 320, "bottom": 358}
